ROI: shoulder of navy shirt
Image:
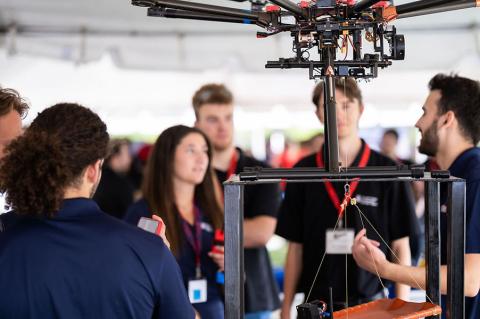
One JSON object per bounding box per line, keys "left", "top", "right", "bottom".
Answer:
{"left": 441, "top": 147, "right": 480, "bottom": 319}
{"left": 0, "top": 198, "right": 194, "bottom": 319}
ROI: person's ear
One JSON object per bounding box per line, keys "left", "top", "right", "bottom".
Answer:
{"left": 439, "top": 111, "right": 455, "bottom": 129}
{"left": 359, "top": 103, "right": 365, "bottom": 117}
{"left": 315, "top": 107, "right": 324, "bottom": 124}
{"left": 86, "top": 159, "right": 103, "bottom": 184}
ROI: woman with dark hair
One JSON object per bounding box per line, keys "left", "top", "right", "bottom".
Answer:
{"left": 0, "top": 103, "right": 194, "bottom": 319}
{"left": 124, "top": 125, "right": 225, "bottom": 319}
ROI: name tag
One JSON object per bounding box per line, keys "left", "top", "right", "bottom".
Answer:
{"left": 326, "top": 228, "right": 355, "bottom": 254}
{"left": 188, "top": 278, "right": 208, "bottom": 303}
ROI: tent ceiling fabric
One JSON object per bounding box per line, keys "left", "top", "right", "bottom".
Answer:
{"left": 0, "top": 0, "right": 479, "bottom": 72}
{"left": 0, "top": 1, "right": 479, "bottom": 135}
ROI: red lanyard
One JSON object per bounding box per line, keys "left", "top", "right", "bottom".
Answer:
{"left": 181, "top": 205, "right": 203, "bottom": 278}
{"left": 316, "top": 143, "right": 371, "bottom": 219}
{"left": 226, "top": 150, "right": 238, "bottom": 179}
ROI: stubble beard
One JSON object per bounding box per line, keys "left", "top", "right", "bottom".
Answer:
{"left": 418, "top": 120, "right": 439, "bottom": 157}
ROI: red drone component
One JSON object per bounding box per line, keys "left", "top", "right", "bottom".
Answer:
{"left": 337, "top": 0, "right": 356, "bottom": 6}
{"left": 299, "top": 1, "right": 310, "bottom": 9}
{"left": 372, "top": 1, "right": 390, "bottom": 8}
{"left": 266, "top": 5, "right": 281, "bottom": 12}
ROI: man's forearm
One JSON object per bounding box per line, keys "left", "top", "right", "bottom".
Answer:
{"left": 282, "top": 242, "right": 303, "bottom": 310}
{"left": 392, "top": 237, "right": 412, "bottom": 300}
{"left": 381, "top": 262, "right": 427, "bottom": 292}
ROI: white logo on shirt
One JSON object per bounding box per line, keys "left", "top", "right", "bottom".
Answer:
{"left": 201, "top": 222, "right": 213, "bottom": 233}
{"left": 355, "top": 194, "right": 379, "bottom": 207}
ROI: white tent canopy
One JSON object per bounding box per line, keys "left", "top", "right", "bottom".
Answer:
{"left": 0, "top": 0, "right": 479, "bottom": 136}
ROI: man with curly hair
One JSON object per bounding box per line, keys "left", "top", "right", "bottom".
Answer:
{"left": 0, "top": 86, "right": 29, "bottom": 216}
{"left": 0, "top": 103, "right": 195, "bottom": 318}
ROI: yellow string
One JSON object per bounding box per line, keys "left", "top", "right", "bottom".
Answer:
{"left": 305, "top": 207, "right": 344, "bottom": 303}
{"left": 356, "top": 203, "right": 388, "bottom": 293}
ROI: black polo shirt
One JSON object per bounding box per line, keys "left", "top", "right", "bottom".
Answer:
{"left": 0, "top": 198, "right": 194, "bottom": 319}
{"left": 276, "top": 140, "right": 417, "bottom": 304}
{"left": 216, "top": 148, "right": 281, "bottom": 312}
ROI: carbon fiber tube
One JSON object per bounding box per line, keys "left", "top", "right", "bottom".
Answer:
{"left": 396, "top": 0, "right": 473, "bottom": 14}
{"left": 397, "top": 0, "right": 478, "bottom": 19}
{"left": 352, "top": 0, "right": 384, "bottom": 13}
{"left": 269, "top": 0, "right": 305, "bottom": 16}
{"left": 148, "top": 7, "right": 261, "bottom": 25}
{"left": 154, "top": 0, "right": 259, "bottom": 20}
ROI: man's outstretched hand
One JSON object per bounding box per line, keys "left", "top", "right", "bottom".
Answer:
{"left": 352, "top": 228, "right": 388, "bottom": 275}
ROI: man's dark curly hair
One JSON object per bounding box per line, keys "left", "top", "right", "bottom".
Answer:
{"left": 429, "top": 74, "right": 480, "bottom": 145}
{"left": 0, "top": 103, "right": 109, "bottom": 217}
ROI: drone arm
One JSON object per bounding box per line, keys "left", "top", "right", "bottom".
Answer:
{"left": 154, "top": 0, "right": 260, "bottom": 21}
{"left": 383, "top": 0, "right": 478, "bottom": 21}
{"left": 396, "top": 0, "right": 466, "bottom": 15}
{"left": 269, "top": 0, "right": 305, "bottom": 17}
{"left": 396, "top": 0, "right": 478, "bottom": 19}
{"left": 352, "top": 0, "right": 385, "bottom": 13}
{"left": 147, "top": 7, "right": 265, "bottom": 26}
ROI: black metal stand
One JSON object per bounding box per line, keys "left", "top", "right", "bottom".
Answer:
{"left": 425, "top": 181, "right": 441, "bottom": 319}
{"left": 323, "top": 74, "right": 340, "bottom": 173}
{"left": 224, "top": 172, "right": 465, "bottom": 319}
{"left": 447, "top": 182, "right": 465, "bottom": 318}
{"left": 224, "top": 184, "right": 244, "bottom": 319}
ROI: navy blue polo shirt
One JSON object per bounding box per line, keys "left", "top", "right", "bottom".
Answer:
{"left": 0, "top": 198, "right": 194, "bottom": 319}
{"left": 440, "top": 147, "right": 480, "bottom": 319}
{"left": 125, "top": 199, "right": 224, "bottom": 319}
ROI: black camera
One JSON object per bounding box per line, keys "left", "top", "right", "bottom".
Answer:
{"left": 297, "top": 300, "right": 330, "bottom": 319}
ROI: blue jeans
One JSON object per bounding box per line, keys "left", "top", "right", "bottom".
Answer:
{"left": 245, "top": 311, "right": 272, "bottom": 319}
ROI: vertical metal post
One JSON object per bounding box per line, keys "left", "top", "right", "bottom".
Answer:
{"left": 425, "top": 181, "right": 441, "bottom": 318}
{"left": 224, "top": 182, "right": 245, "bottom": 319}
{"left": 323, "top": 73, "right": 340, "bottom": 173}
{"left": 446, "top": 181, "right": 465, "bottom": 319}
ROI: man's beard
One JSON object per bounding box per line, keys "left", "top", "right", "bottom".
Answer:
{"left": 418, "top": 120, "right": 439, "bottom": 157}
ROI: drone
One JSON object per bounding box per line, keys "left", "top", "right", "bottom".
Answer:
{"left": 132, "top": 0, "right": 477, "bottom": 79}
{"left": 132, "top": 0, "right": 478, "bottom": 174}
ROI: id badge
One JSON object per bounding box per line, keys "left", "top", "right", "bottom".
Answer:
{"left": 326, "top": 228, "right": 355, "bottom": 254}
{"left": 188, "top": 278, "right": 208, "bottom": 303}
